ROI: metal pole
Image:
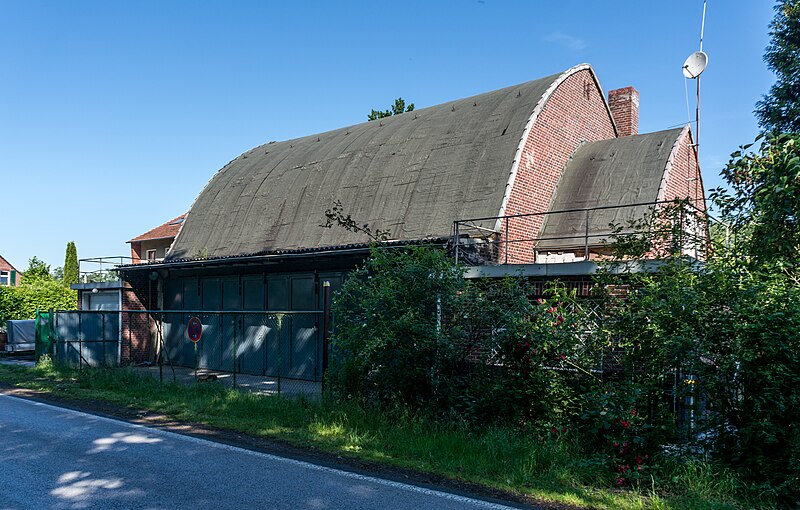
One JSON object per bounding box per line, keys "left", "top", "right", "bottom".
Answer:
{"left": 453, "top": 222, "right": 460, "bottom": 265}
{"left": 55, "top": 312, "right": 60, "bottom": 365}
{"left": 696, "top": 0, "right": 706, "bottom": 154}
{"left": 48, "top": 308, "right": 54, "bottom": 360}
{"left": 78, "top": 310, "right": 82, "bottom": 370}
{"left": 102, "top": 311, "right": 106, "bottom": 367}
{"left": 277, "top": 314, "right": 282, "bottom": 395}
{"left": 505, "top": 216, "right": 509, "bottom": 264}
{"left": 696, "top": 76, "right": 701, "bottom": 154}
{"left": 322, "top": 282, "right": 332, "bottom": 396}
{"left": 232, "top": 314, "right": 237, "bottom": 389}
{"left": 158, "top": 314, "right": 163, "bottom": 384}
{"left": 148, "top": 312, "right": 152, "bottom": 368}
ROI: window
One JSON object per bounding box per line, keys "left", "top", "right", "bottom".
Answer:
{"left": 146, "top": 250, "right": 157, "bottom": 262}
{"left": 0, "top": 270, "right": 8, "bottom": 286}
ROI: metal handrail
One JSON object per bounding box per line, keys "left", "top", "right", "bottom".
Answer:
{"left": 453, "top": 199, "right": 713, "bottom": 265}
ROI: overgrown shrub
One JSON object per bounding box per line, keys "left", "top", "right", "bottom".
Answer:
{"left": 329, "top": 246, "right": 465, "bottom": 411}
{"left": 329, "top": 246, "right": 600, "bottom": 429}
{"left": 597, "top": 256, "right": 800, "bottom": 504}
{"left": 0, "top": 257, "right": 77, "bottom": 327}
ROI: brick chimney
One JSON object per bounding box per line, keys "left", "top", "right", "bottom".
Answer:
{"left": 608, "top": 87, "right": 639, "bottom": 137}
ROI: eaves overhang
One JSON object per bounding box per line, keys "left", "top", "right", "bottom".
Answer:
{"left": 116, "top": 237, "right": 449, "bottom": 272}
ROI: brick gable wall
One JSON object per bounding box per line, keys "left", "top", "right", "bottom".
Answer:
{"left": 660, "top": 126, "right": 705, "bottom": 210}
{"left": 501, "top": 68, "right": 617, "bottom": 263}
{"left": 121, "top": 271, "right": 157, "bottom": 364}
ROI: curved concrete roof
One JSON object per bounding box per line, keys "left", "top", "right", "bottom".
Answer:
{"left": 537, "top": 127, "right": 685, "bottom": 250}
{"left": 168, "top": 67, "right": 594, "bottom": 261}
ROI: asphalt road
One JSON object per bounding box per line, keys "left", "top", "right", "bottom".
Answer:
{"left": 0, "top": 394, "right": 521, "bottom": 510}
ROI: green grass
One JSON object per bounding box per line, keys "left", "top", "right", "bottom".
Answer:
{"left": 0, "top": 362, "right": 770, "bottom": 510}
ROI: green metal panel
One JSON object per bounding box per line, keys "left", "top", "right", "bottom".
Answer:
{"left": 289, "top": 275, "right": 316, "bottom": 379}
{"left": 317, "top": 272, "right": 344, "bottom": 374}
{"left": 268, "top": 275, "right": 288, "bottom": 376}
{"left": 182, "top": 277, "right": 200, "bottom": 367}
{"left": 201, "top": 278, "right": 222, "bottom": 369}
{"left": 35, "top": 311, "right": 52, "bottom": 361}
{"left": 183, "top": 278, "right": 200, "bottom": 309}
{"left": 220, "top": 278, "right": 240, "bottom": 371}
{"left": 267, "top": 276, "right": 288, "bottom": 309}
{"left": 266, "top": 276, "right": 288, "bottom": 377}
{"left": 240, "top": 276, "right": 267, "bottom": 375}
{"left": 163, "top": 279, "right": 185, "bottom": 366}
{"left": 164, "top": 280, "right": 183, "bottom": 310}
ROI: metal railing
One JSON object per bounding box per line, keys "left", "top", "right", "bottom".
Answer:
{"left": 453, "top": 200, "right": 720, "bottom": 266}
{"left": 41, "top": 309, "right": 329, "bottom": 398}
{"left": 78, "top": 256, "right": 135, "bottom": 283}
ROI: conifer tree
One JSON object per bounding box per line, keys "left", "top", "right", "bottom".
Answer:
{"left": 63, "top": 241, "right": 79, "bottom": 286}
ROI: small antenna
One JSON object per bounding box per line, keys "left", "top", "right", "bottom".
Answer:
{"left": 682, "top": 0, "right": 708, "bottom": 153}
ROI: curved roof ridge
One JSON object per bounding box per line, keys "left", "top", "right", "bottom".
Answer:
{"left": 537, "top": 127, "right": 686, "bottom": 250}
{"left": 657, "top": 124, "right": 693, "bottom": 201}
{"left": 493, "top": 64, "right": 617, "bottom": 231}
{"left": 167, "top": 66, "right": 587, "bottom": 261}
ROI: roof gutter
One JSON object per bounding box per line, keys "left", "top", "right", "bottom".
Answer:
{"left": 117, "top": 239, "right": 449, "bottom": 272}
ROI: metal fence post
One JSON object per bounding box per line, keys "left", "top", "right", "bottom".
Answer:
{"left": 505, "top": 216, "right": 509, "bottom": 264}
{"left": 78, "top": 310, "right": 83, "bottom": 370}
{"left": 453, "top": 222, "right": 460, "bottom": 265}
{"left": 54, "top": 312, "right": 60, "bottom": 365}
{"left": 158, "top": 313, "right": 163, "bottom": 384}
{"left": 128, "top": 311, "right": 132, "bottom": 367}
{"left": 322, "top": 282, "right": 332, "bottom": 396}
{"left": 99, "top": 311, "right": 104, "bottom": 366}
{"left": 232, "top": 314, "right": 237, "bottom": 389}
{"left": 277, "top": 314, "right": 282, "bottom": 395}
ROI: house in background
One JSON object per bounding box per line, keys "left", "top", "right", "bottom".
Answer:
{"left": 114, "top": 63, "right": 705, "bottom": 370}
{"left": 72, "top": 214, "right": 187, "bottom": 313}
{"left": 0, "top": 255, "right": 20, "bottom": 287}
{"left": 128, "top": 214, "right": 187, "bottom": 263}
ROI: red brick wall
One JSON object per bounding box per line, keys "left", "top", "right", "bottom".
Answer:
{"left": 120, "top": 271, "right": 157, "bottom": 364}
{"left": 501, "top": 67, "right": 617, "bottom": 263}
{"left": 658, "top": 126, "right": 706, "bottom": 258}
{"left": 660, "top": 126, "right": 705, "bottom": 210}
{"left": 130, "top": 242, "right": 142, "bottom": 263}
{"left": 608, "top": 87, "right": 639, "bottom": 137}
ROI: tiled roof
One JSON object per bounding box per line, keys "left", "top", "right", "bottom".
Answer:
{"left": 127, "top": 214, "right": 187, "bottom": 243}
{"left": 0, "top": 254, "right": 18, "bottom": 272}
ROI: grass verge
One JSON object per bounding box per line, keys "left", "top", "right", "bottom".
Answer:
{"left": 0, "top": 362, "right": 769, "bottom": 510}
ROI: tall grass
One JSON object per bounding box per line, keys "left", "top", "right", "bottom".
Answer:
{"left": 0, "top": 363, "right": 771, "bottom": 510}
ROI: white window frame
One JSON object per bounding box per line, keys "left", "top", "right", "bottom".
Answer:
{"left": 146, "top": 249, "right": 157, "bottom": 262}
{"left": 0, "top": 270, "right": 8, "bottom": 286}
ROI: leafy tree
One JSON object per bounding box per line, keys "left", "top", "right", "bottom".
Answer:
{"left": 367, "top": 97, "right": 414, "bottom": 121}
{"left": 63, "top": 241, "right": 79, "bottom": 286}
{"left": 755, "top": 0, "right": 800, "bottom": 132}
{"left": 23, "top": 256, "right": 52, "bottom": 283}
{"left": 709, "top": 132, "right": 800, "bottom": 276}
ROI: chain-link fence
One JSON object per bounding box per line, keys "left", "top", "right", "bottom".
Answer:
{"left": 41, "top": 309, "right": 327, "bottom": 398}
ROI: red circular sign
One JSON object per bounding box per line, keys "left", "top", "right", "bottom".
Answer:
{"left": 187, "top": 317, "right": 203, "bottom": 343}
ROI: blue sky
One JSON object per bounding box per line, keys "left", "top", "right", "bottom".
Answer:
{"left": 0, "top": 1, "right": 774, "bottom": 271}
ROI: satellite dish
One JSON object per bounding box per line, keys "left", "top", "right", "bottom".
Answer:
{"left": 682, "top": 51, "right": 708, "bottom": 78}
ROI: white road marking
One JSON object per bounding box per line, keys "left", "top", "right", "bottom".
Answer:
{"left": 1, "top": 394, "right": 520, "bottom": 509}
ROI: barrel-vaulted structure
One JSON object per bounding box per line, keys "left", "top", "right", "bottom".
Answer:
{"left": 167, "top": 64, "right": 623, "bottom": 262}
{"left": 117, "top": 63, "right": 704, "bottom": 371}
